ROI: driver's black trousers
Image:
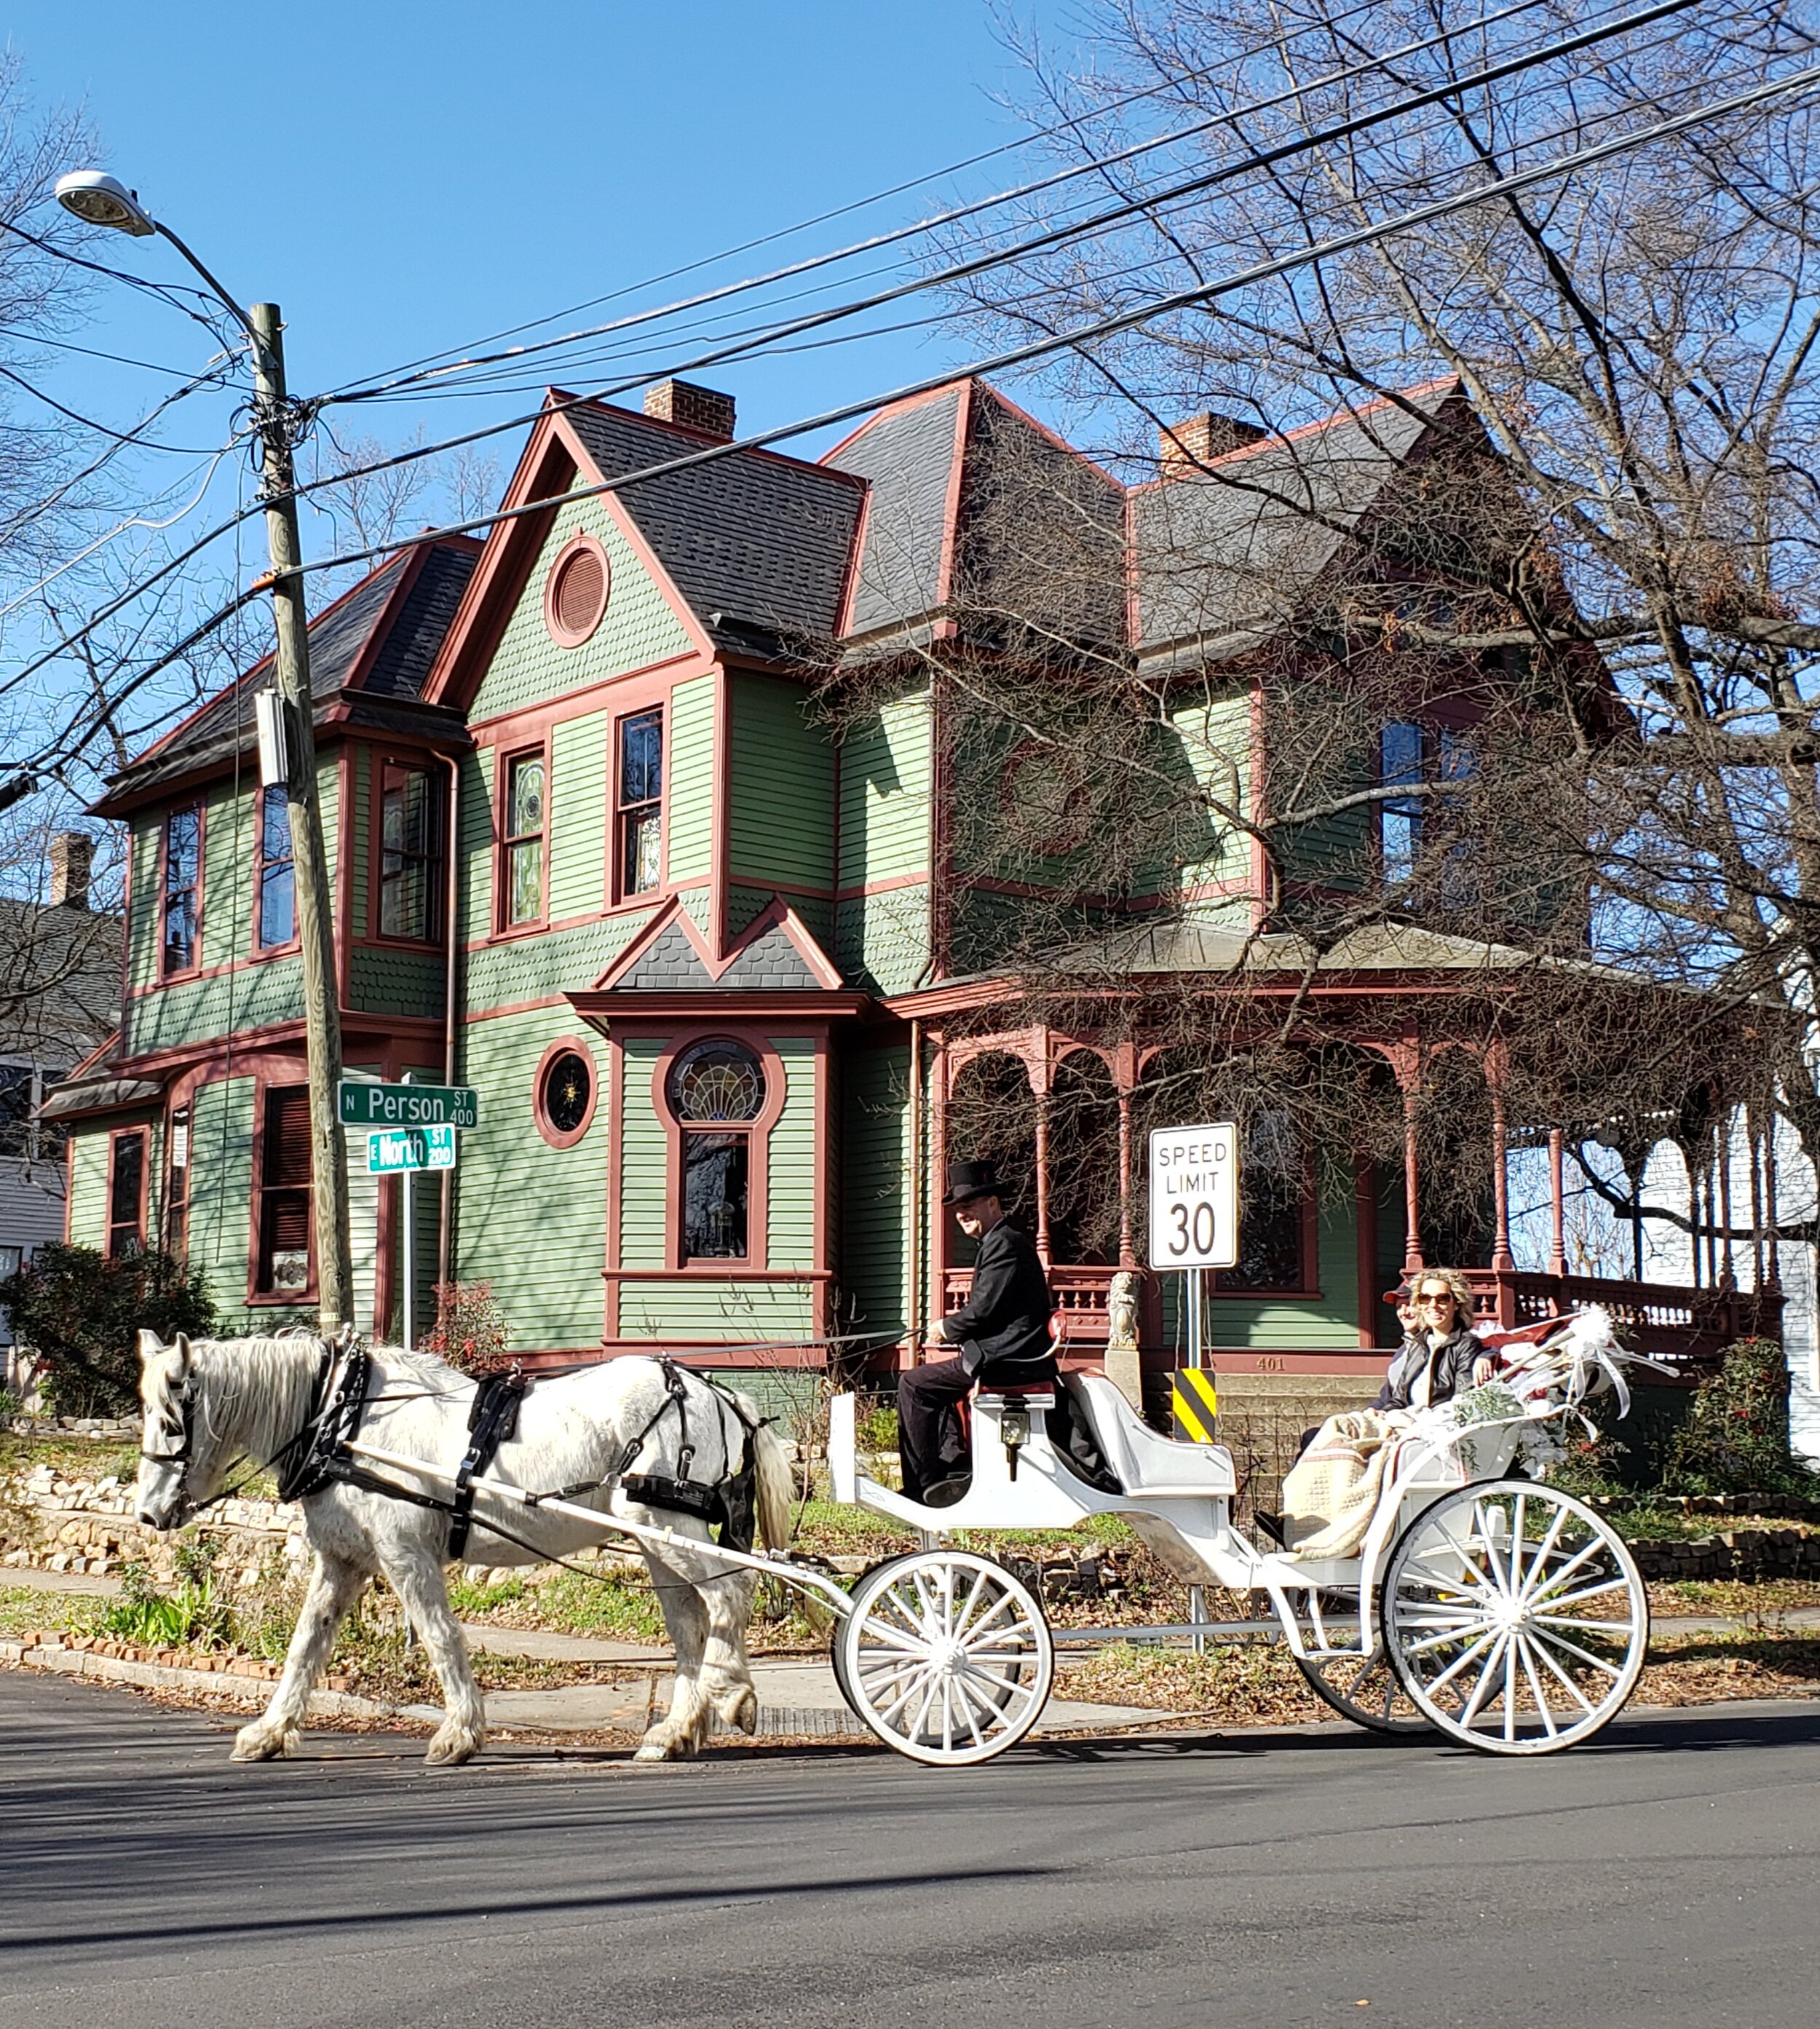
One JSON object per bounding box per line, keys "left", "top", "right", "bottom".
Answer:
{"left": 895, "top": 1354, "right": 1063, "bottom": 1502}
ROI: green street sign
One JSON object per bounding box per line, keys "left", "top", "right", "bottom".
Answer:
{"left": 367, "top": 1126, "right": 458, "bottom": 1174}
{"left": 339, "top": 1080, "right": 478, "bottom": 1131}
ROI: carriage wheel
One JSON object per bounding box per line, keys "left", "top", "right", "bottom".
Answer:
{"left": 1294, "top": 1636, "right": 1428, "bottom": 1734}
{"left": 1382, "top": 1479, "right": 1649, "bottom": 1755}
{"left": 835, "top": 1551, "right": 1053, "bottom": 1765}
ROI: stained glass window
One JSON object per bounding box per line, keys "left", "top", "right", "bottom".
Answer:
{"left": 667, "top": 1040, "right": 765, "bottom": 1123}
{"left": 505, "top": 754, "right": 545, "bottom": 926}
{"left": 541, "top": 1049, "right": 593, "bottom": 1136}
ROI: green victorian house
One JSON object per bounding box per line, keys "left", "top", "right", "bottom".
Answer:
{"left": 46, "top": 375, "right": 1776, "bottom": 1410}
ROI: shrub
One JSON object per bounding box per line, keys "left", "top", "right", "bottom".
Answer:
{"left": 1664, "top": 1337, "right": 1820, "bottom": 1498}
{"left": 420, "top": 1279, "right": 511, "bottom": 1377}
{"left": 0, "top": 1245, "right": 216, "bottom": 1417}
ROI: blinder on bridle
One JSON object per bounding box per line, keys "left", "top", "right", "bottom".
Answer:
{"left": 141, "top": 1380, "right": 196, "bottom": 1481}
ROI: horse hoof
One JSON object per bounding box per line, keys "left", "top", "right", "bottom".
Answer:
{"left": 634, "top": 1732, "right": 697, "bottom": 1763}
{"left": 719, "top": 1686, "right": 759, "bottom": 1735}
{"left": 231, "top": 1722, "right": 296, "bottom": 1762}
{"left": 424, "top": 1725, "right": 482, "bottom": 1766}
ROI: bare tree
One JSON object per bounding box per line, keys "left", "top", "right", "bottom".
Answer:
{"left": 808, "top": 0, "right": 1820, "bottom": 1269}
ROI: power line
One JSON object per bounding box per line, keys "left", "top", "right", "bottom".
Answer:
{"left": 1, "top": 0, "right": 1676, "bottom": 716}
{"left": 21, "top": 45, "right": 1816, "bottom": 786}
{"left": 332, "top": 0, "right": 1423, "bottom": 395}
{"left": 328, "top": 0, "right": 1571, "bottom": 409}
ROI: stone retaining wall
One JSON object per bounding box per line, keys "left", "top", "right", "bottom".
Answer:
{"left": 1626, "top": 1527, "right": 1820, "bottom": 1582}
{"left": 1, "top": 1462, "right": 304, "bottom": 1585}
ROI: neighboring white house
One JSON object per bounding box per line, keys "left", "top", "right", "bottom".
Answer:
{"left": 0, "top": 834, "right": 119, "bottom": 1393}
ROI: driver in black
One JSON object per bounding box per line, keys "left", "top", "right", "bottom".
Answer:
{"left": 895, "top": 1160, "right": 1057, "bottom": 1506}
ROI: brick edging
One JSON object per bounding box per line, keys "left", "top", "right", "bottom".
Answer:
{"left": 0, "top": 1637, "right": 414, "bottom": 1725}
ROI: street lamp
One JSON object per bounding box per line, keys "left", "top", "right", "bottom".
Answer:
{"left": 57, "top": 169, "right": 355, "bottom": 1333}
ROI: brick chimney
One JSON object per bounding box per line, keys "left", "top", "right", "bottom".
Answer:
{"left": 47, "top": 831, "right": 92, "bottom": 910}
{"left": 1159, "top": 411, "right": 1267, "bottom": 475}
{"left": 643, "top": 379, "right": 736, "bottom": 443}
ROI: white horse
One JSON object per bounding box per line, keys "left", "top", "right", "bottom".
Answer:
{"left": 132, "top": 1330, "right": 793, "bottom": 1766}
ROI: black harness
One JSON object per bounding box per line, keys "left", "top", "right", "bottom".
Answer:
{"left": 613, "top": 1357, "right": 764, "bottom": 1554}
{"left": 281, "top": 1348, "right": 764, "bottom": 1560}
{"left": 447, "top": 1366, "right": 529, "bottom": 1562}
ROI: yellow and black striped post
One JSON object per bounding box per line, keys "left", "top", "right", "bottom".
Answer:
{"left": 1170, "top": 1366, "right": 1219, "bottom": 1443}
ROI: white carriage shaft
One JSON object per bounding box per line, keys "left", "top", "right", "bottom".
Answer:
{"left": 1147, "top": 1122, "right": 1239, "bottom": 1270}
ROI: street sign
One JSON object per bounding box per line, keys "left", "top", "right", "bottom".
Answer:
{"left": 339, "top": 1080, "right": 478, "bottom": 1131}
{"left": 367, "top": 1126, "right": 458, "bottom": 1174}
{"left": 1147, "top": 1122, "right": 1239, "bottom": 1270}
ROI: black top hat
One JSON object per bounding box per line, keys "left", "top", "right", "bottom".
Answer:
{"left": 943, "top": 1158, "right": 1008, "bottom": 1207}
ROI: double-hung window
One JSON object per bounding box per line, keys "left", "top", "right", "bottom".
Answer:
{"left": 162, "top": 807, "right": 200, "bottom": 975}
{"left": 380, "top": 764, "right": 440, "bottom": 940}
{"left": 108, "top": 1131, "right": 146, "bottom": 1257}
{"left": 256, "top": 786, "right": 295, "bottom": 949}
{"left": 616, "top": 709, "right": 663, "bottom": 899}
{"left": 0, "top": 1064, "right": 32, "bottom": 1159}
{"left": 1379, "top": 724, "right": 1425, "bottom": 887}
{"left": 256, "top": 1085, "right": 312, "bottom": 1294}
{"left": 502, "top": 752, "right": 546, "bottom": 928}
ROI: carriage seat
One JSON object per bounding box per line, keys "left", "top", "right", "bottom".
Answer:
{"left": 1067, "top": 1373, "right": 1235, "bottom": 1497}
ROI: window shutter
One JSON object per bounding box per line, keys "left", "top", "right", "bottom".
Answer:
{"left": 264, "top": 1086, "right": 312, "bottom": 1186}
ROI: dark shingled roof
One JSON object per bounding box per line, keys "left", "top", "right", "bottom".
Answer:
{"left": 1132, "top": 387, "right": 1452, "bottom": 660}
{"left": 565, "top": 403, "right": 865, "bottom": 654}
{"left": 98, "top": 541, "right": 478, "bottom": 804}
{"left": 612, "top": 918, "right": 821, "bottom": 992}
{"left": 823, "top": 387, "right": 962, "bottom": 638}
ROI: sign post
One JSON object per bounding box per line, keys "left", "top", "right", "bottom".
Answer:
{"left": 344, "top": 1080, "right": 478, "bottom": 1350}
{"left": 1148, "top": 1121, "right": 1240, "bottom": 1656}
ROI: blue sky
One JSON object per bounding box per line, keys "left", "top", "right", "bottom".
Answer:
{"left": 11, "top": 0, "right": 1072, "bottom": 486}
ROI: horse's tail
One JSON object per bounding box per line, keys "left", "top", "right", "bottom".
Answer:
{"left": 750, "top": 1414, "right": 794, "bottom": 1551}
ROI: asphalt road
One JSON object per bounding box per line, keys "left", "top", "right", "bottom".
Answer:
{"left": 4, "top": 1673, "right": 1817, "bottom": 2029}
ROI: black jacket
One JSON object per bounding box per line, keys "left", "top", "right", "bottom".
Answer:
{"left": 1374, "top": 1326, "right": 1482, "bottom": 1412}
{"left": 941, "top": 1219, "right": 1056, "bottom": 1379}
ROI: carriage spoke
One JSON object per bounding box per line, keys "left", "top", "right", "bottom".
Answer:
{"left": 1426, "top": 1628, "right": 1498, "bottom": 1696}
{"left": 1457, "top": 1630, "right": 1511, "bottom": 1725}
{"left": 1527, "top": 1630, "right": 1602, "bottom": 1717}
{"left": 1515, "top": 1501, "right": 1569, "bottom": 1595}
{"left": 1527, "top": 1573, "right": 1630, "bottom": 1614}
{"left": 838, "top": 1553, "right": 1054, "bottom": 1765}
{"left": 1516, "top": 1633, "right": 1559, "bottom": 1740}
{"left": 1529, "top": 1626, "right": 1626, "bottom": 1678}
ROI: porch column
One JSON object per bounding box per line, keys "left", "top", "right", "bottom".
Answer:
{"left": 1747, "top": 1103, "right": 1765, "bottom": 1290}
{"left": 1717, "top": 1112, "right": 1736, "bottom": 1289}
{"left": 1765, "top": 1118, "right": 1782, "bottom": 1287}
{"left": 1548, "top": 1128, "right": 1568, "bottom": 1278}
{"left": 1116, "top": 1088, "right": 1136, "bottom": 1268}
{"left": 1487, "top": 1053, "right": 1515, "bottom": 1276}
{"left": 927, "top": 1038, "right": 949, "bottom": 1358}
{"left": 1401, "top": 1086, "right": 1423, "bottom": 1275}
{"left": 1032, "top": 1040, "right": 1051, "bottom": 1269}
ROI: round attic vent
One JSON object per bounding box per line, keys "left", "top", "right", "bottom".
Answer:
{"left": 545, "top": 534, "right": 610, "bottom": 647}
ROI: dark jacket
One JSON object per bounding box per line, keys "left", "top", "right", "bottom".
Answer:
{"left": 1374, "top": 1326, "right": 1482, "bottom": 1412}
{"left": 941, "top": 1219, "right": 1056, "bottom": 1378}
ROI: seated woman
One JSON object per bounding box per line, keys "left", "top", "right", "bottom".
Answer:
{"left": 1374, "top": 1268, "right": 1495, "bottom": 1410}
{"left": 1267, "top": 1267, "right": 1496, "bottom": 1559}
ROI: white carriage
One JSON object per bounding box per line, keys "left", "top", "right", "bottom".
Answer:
{"left": 817, "top": 1313, "right": 1653, "bottom": 1765}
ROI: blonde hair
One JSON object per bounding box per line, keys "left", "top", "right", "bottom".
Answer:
{"left": 1407, "top": 1265, "right": 1475, "bottom": 1326}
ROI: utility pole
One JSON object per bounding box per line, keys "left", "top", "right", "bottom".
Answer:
{"left": 250, "top": 302, "right": 352, "bottom": 1332}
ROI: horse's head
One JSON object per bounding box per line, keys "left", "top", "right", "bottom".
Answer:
{"left": 135, "top": 1329, "right": 210, "bottom": 1529}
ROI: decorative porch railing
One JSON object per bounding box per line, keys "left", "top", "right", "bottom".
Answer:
{"left": 941, "top": 1264, "right": 1782, "bottom": 1379}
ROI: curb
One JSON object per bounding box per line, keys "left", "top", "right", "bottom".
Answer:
{"left": 0, "top": 1641, "right": 867, "bottom": 1740}
{"left": 0, "top": 1639, "right": 408, "bottom": 1725}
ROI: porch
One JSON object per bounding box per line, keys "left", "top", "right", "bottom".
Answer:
{"left": 920, "top": 1009, "right": 1785, "bottom": 1387}
{"left": 942, "top": 1262, "right": 1784, "bottom": 1380}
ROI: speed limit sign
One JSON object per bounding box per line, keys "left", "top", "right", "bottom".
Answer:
{"left": 1147, "top": 1123, "right": 1239, "bottom": 1269}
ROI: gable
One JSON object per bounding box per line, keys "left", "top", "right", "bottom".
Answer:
{"left": 467, "top": 493, "right": 697, "bottom": 724}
